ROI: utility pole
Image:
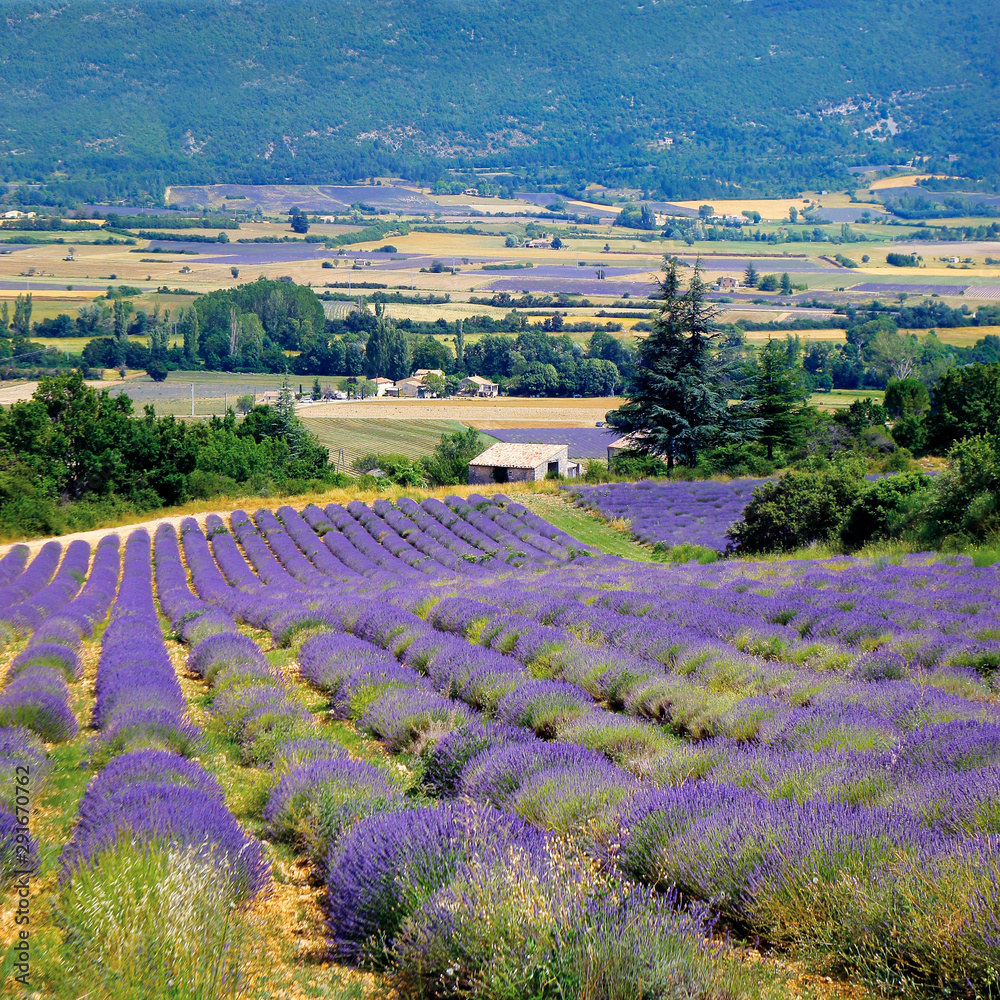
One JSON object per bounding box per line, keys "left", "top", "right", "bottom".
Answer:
{"left": 191, "top": 382, "right": 194, "bottom": 417}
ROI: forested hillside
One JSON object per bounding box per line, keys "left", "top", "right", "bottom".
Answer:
{"left": 0, "top": 0, "right": 998, "bottom": 198}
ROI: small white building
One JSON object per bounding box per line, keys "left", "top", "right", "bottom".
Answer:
{"left": 459, "top": 375, "right": 499, "bottom": 397}
{"left": 468, "top": 442, "right": 577, "bottom": 484}
{"left": 373, "top": 377, "right": 398, "bottom": 397}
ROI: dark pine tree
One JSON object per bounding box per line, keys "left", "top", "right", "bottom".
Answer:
{"left": 606, "top": 259, "right": 728, "bottom": 471}
{"left": 742, "top": 336, "right": 808, "bottom": 461}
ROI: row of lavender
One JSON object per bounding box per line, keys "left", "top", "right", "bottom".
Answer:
{"left": 167, "top": 517, "right": 748, "bottom": 997}
{"left": 570, "top": 478, "right": 767, "bottom": 551}
{"left": 49, "top": 531, "right": 269, "bottom": 995}
{"left": 173, "top": 496, "right": 1000, "bottom": 993}
{"left": 1, "top": 537, "right": 121, "bottom": 880}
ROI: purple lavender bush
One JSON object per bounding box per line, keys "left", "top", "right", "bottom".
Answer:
{"left": 265, "top": 757, "right": 406, "bottom": 859}
{"left": 325, "top": 802, "right": 546, "bottom": 967}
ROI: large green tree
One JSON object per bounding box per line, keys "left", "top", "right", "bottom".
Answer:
{"left": 926, "top": 362, "right": 1000, "bottom": 454}
{"left": 606, "top": 259, "right": 729, "bottom": 470}
{"left": 741, "top": 337, "right": 809, "bottom": 461}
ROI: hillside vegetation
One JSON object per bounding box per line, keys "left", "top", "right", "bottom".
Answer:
{"left": 1, "top": 0, "right": 997, "bottom": 198}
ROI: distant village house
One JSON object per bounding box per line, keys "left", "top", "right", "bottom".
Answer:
{"left": 459, "top": 375, "right": 499, "bottom": 397}
{"left": 373, "top": 377, "right": 399, "bottom": 397}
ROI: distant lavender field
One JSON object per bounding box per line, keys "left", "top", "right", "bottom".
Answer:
{"left": 851, "top": 282, "right": 969, "bottom": 295}
{"left": 487, "top": 427, "right": 618, "bottom": 458}
{"left": 675, "top": 256, "right": 830, "bottom": 273}
{"left": 486, "top": 264, "right": 652, "bottom": 279}
{"left": 488, "top": 276, "right": 656, "bottom": 297}
{"left": 169, "top": 183, "right": 442, "bottom": 214}
{"left": 146, "top": 241, "right": 337, "bottom": 263}
{"left": 571, "top": 479, "right": 768, "bottom": 551}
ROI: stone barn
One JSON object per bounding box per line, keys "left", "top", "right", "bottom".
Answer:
{"left": 468, "top": 442, "right": 571, "bottom": 485}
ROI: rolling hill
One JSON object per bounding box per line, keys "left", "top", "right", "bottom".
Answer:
{"left": 0, "top": 0, "right": 997, "bottom": 198}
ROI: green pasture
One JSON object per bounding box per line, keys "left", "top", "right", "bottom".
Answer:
{"left": 808, "top": 388, "right": 885, "bottom": 410}
{"left": 299, "top": 417, "right": 495, "bottom": 473}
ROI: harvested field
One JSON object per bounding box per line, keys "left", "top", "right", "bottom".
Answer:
{"left": 300, "top": 396, "right": 624, "bottom": 424}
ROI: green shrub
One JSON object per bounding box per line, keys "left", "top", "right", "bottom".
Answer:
{"left": 582, "top": 459, "right": 614, "bottom": 483}
{"left": 922, "top": 433, "right": 1000, "bottom": 545}
{"left": 840, "top": 472, "right": 932, "bottom": 549}
{"left": 726, "top": 468, "right": 863, "bottom": 553}
{"left": 696, "top": 442, "right": 776, "bottom": 478}
{"left": 187, "top": 469, "right": 240, "bottom": 500}
{"left": 609, "top": 450, "right": 669, "bottom": 478}
{"left": 352, "top": 452, "right": 424, "bottom": 486}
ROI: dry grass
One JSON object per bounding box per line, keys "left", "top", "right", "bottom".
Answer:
{"left": 808, "top": 388, "right": 886, "bottom": 411}
{"left": 670, "top": 195, "right": 886, "bottom": 221}
{"left": 867, "top": 173, "right": 955, "bottom": 191}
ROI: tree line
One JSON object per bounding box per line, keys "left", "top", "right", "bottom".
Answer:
{"left": 0, "top": 372, "right": 344, "bottom": 537}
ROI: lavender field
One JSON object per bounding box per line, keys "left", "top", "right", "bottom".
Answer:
{"left": 3, "top": 493, "right": 1000, "bottom": 997}
{"left": 572, "top": 478, "right": 768, "bottom": 550}
{"left": 487, "top": 426, "right": 619, "bottom": 458}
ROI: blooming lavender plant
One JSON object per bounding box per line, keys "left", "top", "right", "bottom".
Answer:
{"left": 325, "top": 802, "right": 546, "bottom": 966}
{"left": 265, "top": 756, "right": 406, "bottom": 859}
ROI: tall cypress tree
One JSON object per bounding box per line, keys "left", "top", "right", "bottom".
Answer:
{"left": 182, "top": 307, "right": 200, "bottom": 366}
{"left": 606, "top": 259, "right": 728, "bottom": 471}
{"left": 365, "top": 302, "right": 411, "bottom": 380}
{"left": 113, "top": 297, "right": 128, "bottom": 368}
{"left": 455, "top": 317, "right": 465, "bottom": 369}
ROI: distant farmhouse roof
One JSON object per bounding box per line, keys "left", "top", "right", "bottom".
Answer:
{"left": 462, "top": 375, "right": 495, "bottom": 386}
{"left": 607, "top": 432, "right": 649, "bottom": 458}
{"left": 373, "top": 377, "right": 396, "bottom": 385}
{"left": 469, "top": 442, "right": 568, "bottom": 470}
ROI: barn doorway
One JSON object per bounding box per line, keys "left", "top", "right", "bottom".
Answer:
{"left": 492, "top": 466, "right": 509, "bottom": 483}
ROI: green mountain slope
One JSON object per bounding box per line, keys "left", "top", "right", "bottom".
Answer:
{"left": 1, "top": 0, "right": 997, "bottom": 196}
